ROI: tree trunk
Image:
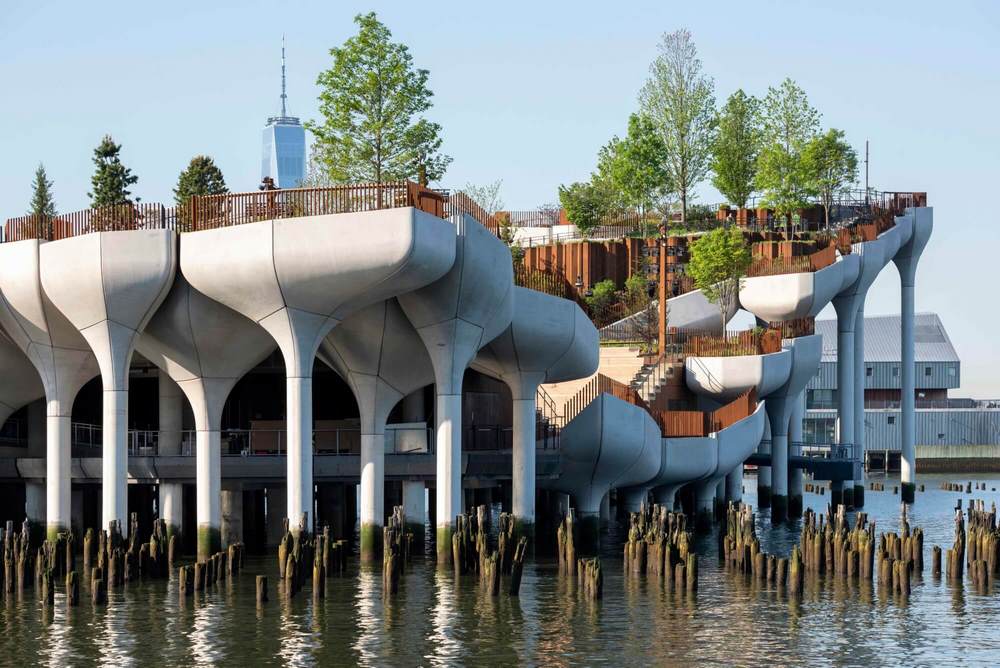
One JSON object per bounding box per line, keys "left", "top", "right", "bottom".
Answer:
{"left": 680, "top": 192, "right": 687, "bottom": 227}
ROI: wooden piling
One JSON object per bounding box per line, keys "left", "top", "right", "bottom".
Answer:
{"left": 256, "top": 575, "right": 268, "bottom": 604}
{"left": 66, "top": 571, "right": 79, "bottom": 606}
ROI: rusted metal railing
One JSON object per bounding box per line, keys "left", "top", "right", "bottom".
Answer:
{"left": 189, "top": 181, "right": 446, "bottom": 231}
{"left": 3, "top": 203, "right": 178, "bottom": 243}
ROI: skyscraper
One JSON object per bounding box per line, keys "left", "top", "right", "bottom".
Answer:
{"left": 261, "top": 37, "right": 306, "bottom": 188}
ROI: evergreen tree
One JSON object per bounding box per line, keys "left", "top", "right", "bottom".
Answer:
{"left": 29, "top": 163, "right": 57, "bottom": 218}
{"left": 174, "top": 155, "right": 228, "bottom": 206}
{"left": 88, "top": 135, "right": 138, "bottom": 207}
{"left": 307, "top": 12, "right": 451, "bottom": 184}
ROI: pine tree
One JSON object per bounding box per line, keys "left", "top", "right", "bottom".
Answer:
{"left": 174, "top": 155, "right": 228, "bottom": 206}
{"left": 29, "top": 163, "right": 57, "bottom": 219}
{"left": 88, "top": 135, "right": 138, "bottom": 207}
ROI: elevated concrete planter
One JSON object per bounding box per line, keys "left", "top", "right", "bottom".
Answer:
{"left": 685, "top": 349, "right": 792, "bottom": 402}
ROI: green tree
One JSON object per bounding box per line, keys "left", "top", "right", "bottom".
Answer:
{"left": 802, "top": 129, "right": 859, "bottom": 228}
{"left": 710, "top": 90, "right": 761, "bottom": 208}
{"left": 639, "top": 29, "right": 716, "bottom": 225}
{"left": 174, "top": 155, "right": 228, "bottom": 206}
{"left": 89, "top": 135, "right": 138, "bottom": 207}
{"left": 755, "top": 79, "right": 820, "bottom": 221}
{"left": 29, "top": 163, "right": 57, "bottom": 219}
{"left": 595, "top": 113, "right": 669, "bottom": 236}
{"left": 687, "top": 226, "right": 751, "bottom": 328}
{"left": 307, "top": 12, "right": 451, "bottom": 184}
{"left": 558, "top": 181, "right": 609, "bottom": 238}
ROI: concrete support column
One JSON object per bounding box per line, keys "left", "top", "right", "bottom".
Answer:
{"left": 221, "top": 485, "right": 243, "bottom": 548}
{"left": 158, "top": 373, "right": 184, "bottom": 540}
{"left": 196, "top": 430, "right": 221, "bottom": 560}
{"left": 359, "top": 433, "right": 384, "bottom": 562}
{"left": 435, "top": 394, "right": 462, "bottom": 565}
{"left": 694, "top": 479, "right": 717, "bottom": 527}
{"left": 788, "top": 390, "right": 805, "bottom": 518}
{"left": 286, "top": 375, "right": 313, "bottom": 534}
{"left": 900, "top": 282, "right": 917, "bottom": 502}
{"left": 621, "top": 487, "right": 649, "bottom": 514}
{"left": 853, "top": 303, "right": 866, "bottom": 508}
{"left": 26, "top": 481, "right": 45, "bottom": 526}
{"left": 726, "top": 465, "right": 743, "bottom": 504}
{"left": 653, "top": 486, "right": 677, "bottom": 510}
{"left": 45, "top": 413, "right": 71, "bottom": 540}
{"left": 511, "top": 398, "right": 536, "bottom": 540}
{"left": 770, "top": 433, "right": 789, "bottom": 522}
{"left": 836, "top": 322, "right": 855, "bottom": 510}
{"left": 402, "top": 480, "right": 425, "bottom": 550}
{"left": 102, "top": 389, "right": 128, "bottom": 535}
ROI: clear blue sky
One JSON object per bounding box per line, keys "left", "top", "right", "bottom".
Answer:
{"left": 2, "top": 0, "right": 998, "bottom": 394}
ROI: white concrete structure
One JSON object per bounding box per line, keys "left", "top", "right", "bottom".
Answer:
{"left": 692, "top": 403, "right": 767, "bottom": 517}
{"left": 183, "top": 208, "right": 455, "bottom": 535}
{"left": 156, "top": 371, "right": 185, "bottom": 539}
{"left": 39, "top": 231, "right": 175, "bottom": 535}
{"left": 317, "top": 298, "right": 434, "bottom": 561}
{"left": 892, "top": 208, "right": 933, "bottom": 501}
{"left": 472, "top": 286, "right": 598, "bottom": 540}
{"left": 398, "top": 214, "right": 513, "bottom": 563}
{"left": 136, "top": 275, "right": 275, "bottom": 557}
{"left": 685, "top": 350, "right": 792, "bottom": 402}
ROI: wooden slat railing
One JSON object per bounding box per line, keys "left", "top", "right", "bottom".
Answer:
{"left": 746, "top": 240, "right": 837, "bottom": 277}
{"left": 705, "top": 388, "right": 758, "bottom": 433}
{"left": 681, "top": 329, "right": 783, "bottom": 357}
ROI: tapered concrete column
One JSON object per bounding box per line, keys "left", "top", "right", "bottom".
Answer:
{"left": 893, "top": 207, "right": 932, "bottom": 503}
{"left": 853, "top": 303, "right": 867, "bottom": 508}
{"left": 402, "top": 481, "right": 425, "bottom": 548}
{"left": 436, "top": 394, "right": 462, "bottom": 558}
{"left": 45, "top": 413, "right": 71, "bottom": 540}
{"left": 621, "top": 487, "right": 649, "bottom": 513}
{"left": 197, "top": 429, "right": 221, "bottom": 559}
{"left": 512, "top": 398, "right": 536, "bottom": 533}
{"left": 286, "top": 375, "right": 313, "bottom": 532}
{"left": 102, "top": 389, "right": 128, "bottom": 532}
{"left": 788, "top": 390, "right": 805, "bottom": 517}
{"left": 834, "top": 305, "right": 855, "bottom": 510}
{"left": 158, "top": 372, "right": 184, "bottom": 539}
{"left": 221, "top": 485, "right": 243, "bottom": 548}
{"left": 654, "top": 486, "right": 677, "bottom": 510}
{"left": 726, "top": 465, "right": 743, "bottom": 504}
{"left": 359, "top": 433, "right": 384, "bottom": 560}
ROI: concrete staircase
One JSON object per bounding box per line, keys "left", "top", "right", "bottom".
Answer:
{"left": 541, "top": 346, "right": 646, "bottom": 417}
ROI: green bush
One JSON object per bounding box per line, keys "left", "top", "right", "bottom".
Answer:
{"left": 585, "top": 279, "right": 617, "bottom": 312}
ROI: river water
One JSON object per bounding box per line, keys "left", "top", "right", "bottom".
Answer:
{"left": 3, "top": 473, "right": 1000, "bottom": 667}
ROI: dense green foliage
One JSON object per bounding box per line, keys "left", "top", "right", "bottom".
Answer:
{"left": 595, "top": 113, "right": 669, "bottom": 215}
{"left": 174, "top": 155, "right": 228, "bottom": 206}
{"left": 558, "top": 181, "right": 609, "bottom": 237}
{"left": 585, "top": 279, "right": 618, "bottom": 312}
{"left": 639, "top": 29, "right": 716, "bottom": 224}
{"left": 802, "top": 129, "right": 858, "bottom": 227}
{"left": 308, "top": 12, "right": 451, "bottom": 184}
{"left": 755, "top": 79, "right": 820, "bottom": 218}
{"left": 687, "top": 226, "right": 751, "bottom": 327}
{"left": 29, "top": 164, "right": 57, "bottom": 218}
{"left": 711, "top": 90, "right": 761, "bottom": 208}
{"left": 89, "top": 135, "right": 137, "bottom": 207}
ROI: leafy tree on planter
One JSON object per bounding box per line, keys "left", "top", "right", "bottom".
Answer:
{"left": 29, "top": 163, "right": 57, "bottom": 219}
{"left": 802, "top": 129, "right": 858, "bottom": 229}
{"left": 595, "top": 113, "right": 670, "bottom": 237}
{"left": 755, "top": 79, "right": 820, "bottom": 224}
{"left": 174, "top": 155, "right": 228, "bottom": 230}
{"left": 639, "top": 29, "right": 716, "bottom": 226}
{"left": 307, "top": 12, "right": 451, "bottom": 184}
{"left": 89, "top": 135, "right": 138, "bottom": 207}
{"left": 711, "top": 90, "right": 762, "bottom": 209}
{"left": 687, "top": 226, "right": 751, "bottom": 329}
{"left": 558, "top": 181, "right": 609, "bottom": 238}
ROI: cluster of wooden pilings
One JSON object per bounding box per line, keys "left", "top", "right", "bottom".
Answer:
{"left": 177, "top": 541, "right": 246, "bottom": 598}
{"left": 268, "top": 515, "right": 346, "bottom": 603}
{"left": 622, "top": 504, "right": 697, "bottom": 593}
{"left": 382, "top": 506, "right": 413, "bottom": 596}
{"left": 872, "top": 511, "right": 922, "bottom": 596}
{"left": 450, "top": 506, "right": 528, "bottom": 596}
{"left": 941, "top": 499, "right": 1000, "bottom": 589}
{"left": 722, "top": 503, "right": 794, "bottom": 589}
{"left": 940, "top": 481, "right": 993, "bottom": 493}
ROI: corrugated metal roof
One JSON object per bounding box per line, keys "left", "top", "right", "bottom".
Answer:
{"left": 815, "top": 313, "right": 959, "bottom": 364}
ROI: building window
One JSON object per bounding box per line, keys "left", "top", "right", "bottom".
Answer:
{"left": 887, "top": 416, "right": 896, "bottom": 425}
{"left": 866, "top": 366, "right": 873, "bottom": 377}
{"left": 925, "top": 367, "right": 932, "bottom": 377}
{"left": 938, "top": 433, "right": 945, "bottom": 440}
{"left": 949, "top": 367, "right": 957, "bottom": 377}
{"left": 892, "top": 366, "right": 899, "bottom": 377}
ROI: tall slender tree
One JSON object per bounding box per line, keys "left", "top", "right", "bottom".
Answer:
{"left": 29, "top": 163, "right": 57, "bottom": 219}
{"left": 595, "top": 113, "right": 670, "bottom": 235}
{"left": 755, "top": 79, "right": 820, "bottom": 221}
{"left": 307, "top": 12, "right": 451, "bottom": 184}
{"left": 88, "top": 135, "right": 138, "bottom": 207}
{"left": 710, "top": 90, "right": 762, "bottom": 209}
{"left": 639, "top": 29, "right": 716, "bottom": 225}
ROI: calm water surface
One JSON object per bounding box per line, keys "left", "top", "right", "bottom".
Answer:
{"left": 5, "top": 473, "right": 1000, "bottom": 667}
